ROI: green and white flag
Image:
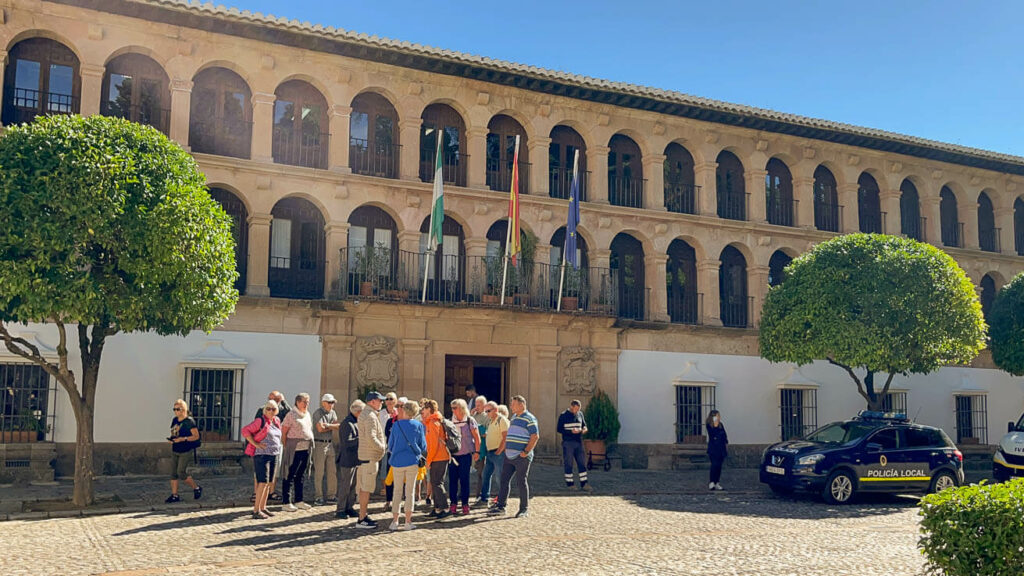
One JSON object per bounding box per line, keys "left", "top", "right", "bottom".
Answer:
{"left": 427, "top": 133, "right": 444, "bottom": 251}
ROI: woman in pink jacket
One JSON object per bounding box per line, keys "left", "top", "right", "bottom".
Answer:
{"left": 243, "top": 400, "right": 283, "bottom": 519}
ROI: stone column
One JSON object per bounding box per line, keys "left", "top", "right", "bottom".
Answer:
{"left": 527, "top": 136, "right": 550, "bottom": 196}
{"left": 587, "top": 145, "right": 610, "bottom": 204}
{"left": 645, "top": 253, "right": 669, "bottom": 322}
{"left": 793, "top": 177, "right": 815, "bottom": 229}
{"left": 324, "top": 221, "right": 349, "bottom": 298}
{"left": 880, "top": 189, "right": 902, "bottom": 235}
{"left": 922, "top": 196, "right": 942, "bottom": 247}
{"left": 532, "top": 345, "right": 560, "bottom": 451}
{"left": 399, "top": 118, "right": 423, "bottom": 181}
{"left": 466, "top": 127, "right": 488, "bottom": 189}
{"left": 749, "top": 265, "right": 771, "bottom": 328}
{"left": 79, "top": 64, "right": 105, "bottom": 117}
{"left": 397, "top": 229, "right": 421, "bottom": 254}
{"left": 697, "top": 259, "right": 722, "bottom": 326}
{"left": 746, "top": 169, "right": 768, "bottom": 223}
{"left": 838, "top": 183, "right": 860, "bottom": 233}
{"left": 996, "top": 206, "right": 1015, "bottom": 255}
{"left": 695, "top": 161, "right": 718, "bottom": 217}
{"left": 591, "top": 248, "right": 611, "bottom": 270}
{"left": 464, "top": 238, "right": 487, "bottom": 259}
{"left": 961, "top": 202, "right": 980, "bottom": 250}
{"left": 246, "top": 213, "right": 272, "bottom": 297}
{"left": 400, "top": 339, "right": 431, "bottom": 401}
{"left": 250, "top": 91, "right": 276, "bottom": 163}
{"left": 328, "top": 104, "right": 352, "bottom": 173}
{"left": 321, "top": 335, "right": 355, "bottom": 403}
{"left": 168, "top": 79, "right": 193, "bottom": 149}
{"left": 642, "top": 154, "right": 667, "bottom": 211}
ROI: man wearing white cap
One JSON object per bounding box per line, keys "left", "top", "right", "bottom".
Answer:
{"left": 310, "top": 393, "right": 340, "bottom": 505}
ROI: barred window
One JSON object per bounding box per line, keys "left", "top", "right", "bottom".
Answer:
{"left": 675, "top": 385, "right": 715, "bottom": 444}
{"left": 880, "top": 391, "right": 908, "bottom": 415}
{"left": 183, "top": 367, "right": 244, "bottom": 442}
{"left": 954, "top": 394, "right": 988, "bottom": 445}
{"left": 0, "top": 363, "right": 56, "bottom": 443}
{"left": 780, "top": 388, "right": 817, "bottom": 441}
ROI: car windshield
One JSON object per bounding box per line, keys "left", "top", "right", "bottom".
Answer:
{"left": 804, "top": 421, "right": 877, "bottom": 445}
{"left": 1016, "top": 414, "right": 1024, "bottom": 432}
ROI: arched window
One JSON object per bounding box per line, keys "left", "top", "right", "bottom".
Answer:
{"left": 768, "top": 250, "right": 793, "bottom": 287}
{"left": 716, "top": 151, "right": 745, "bottom": 221}
{"left": 611, "top": 233, "right": 645, "bottom": 320}
{"left": 273, "top": 80, "right": 328, "bottom": 169}
{"left": 813, "top": 165, "right": 839, "bottom": 232}
{"left": 1015, "top": 198, "right": 1024, "bottom": 256}
{"left": 667, "top": 239, "right": 698, "bottom": 324}
{"left": 208, "top": 188, "right": 248, "bottom": 294}
{"left": 268, "top": 197, "right": 325, "bottom": 299}
{"left": 486, "top": 115, "right": 528, "bottom": 194}
{"left": 765, "top": 158, "right": 794, "bottom": 226}
{"left": 980, "top": 274, "right": 997, "bottom": 320}
{"left": 3, "top": 37, "right": 80, "bottom": 124}
{"left": 102, "top": 53, "right": 169, "bottom": 134}
{"left": 664, "top": 143, "right": 696, "bottom": 214}
{"left": 550, "top": 227, "right": 590, "bottom": 311}
{"left": 608, "top": 134, "right": 643, "bottom": 208}
{"left": 900, "top": 179, "right": 922, "bottom": 240}
{"left": 719, "top": 246, "right": 748, "bottom": 328}
{"left": 419, "top": 215, "right": 465, "bottom": 302}
{"left": 978, "top": 192, "right": 998, "bottom": 253}
{"left": 940, "top": 186, "right": 962, "bottom": 247}
{"left": 349, "top": 92, "right": 399, "bottom": 178}
{"left": 549, "top": 125, "right": 587, "bottom": 200}
{"left": 189, "top": 67, "right": 252, "bottom": 159}
{"left": 346, "top": 205, "right": 399, "bottom": 298}
{"left": 858, "top": 173, "right": 882, "bottom": 233}
{"left": 420, "top": 103, "right": 466, "bottom": 186}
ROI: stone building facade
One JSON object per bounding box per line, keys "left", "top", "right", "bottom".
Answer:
{"left": 1, "top": 0, "right": 1023, "bottom": 475}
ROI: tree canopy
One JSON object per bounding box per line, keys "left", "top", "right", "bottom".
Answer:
{"left": 990, "top": 273, "right": 1024, "bottom": 376}
{"left": 759, "top": 233, "right": 986, "bottom": 408}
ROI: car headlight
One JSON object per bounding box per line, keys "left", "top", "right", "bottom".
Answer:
{"left": 797, "top": 454, "right": 824, "bottom": 466}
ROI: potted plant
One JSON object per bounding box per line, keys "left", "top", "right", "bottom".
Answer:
{"left": 592, "top": 274, "right": 615, "bottom": 314}
{"left": 582, "top": 388, "right": 620, "bottom": 463}
{"left": 560, "top": 265, "right": 583, "bottom": 311}
{"left": 384, "top": 260, "right": 409, "bottom": 300}
{"left": 481, "top": 256, "right": 503, "bottom": 304}
{"left": 513, "top": 230, "right": 537, "bottom": 306}
{"left": 354, "top": 242, "right": 390, "bottom": 297}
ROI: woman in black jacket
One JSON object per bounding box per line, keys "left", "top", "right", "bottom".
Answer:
{"left": 706, "top": 410, "right": 728, "bottom": 491}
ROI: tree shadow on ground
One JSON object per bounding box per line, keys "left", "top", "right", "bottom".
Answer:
{"left": 621, "top": 490, "right": 922, "bottom": 520}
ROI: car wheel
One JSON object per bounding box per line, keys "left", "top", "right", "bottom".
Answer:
{"left": 929, "top": 470, "right": 958, "bottom": 494}
{"left": 823, "top": 470, "right": 856, "bottom": 504}
{"left": 769, "top": 484, "right": 793, "bottom": 496}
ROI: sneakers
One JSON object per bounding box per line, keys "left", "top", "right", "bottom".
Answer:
{"left": 164, "top": 494, "right": 180, "bottom": 503}
{"left": 268, "top": 492, "right": 282, "bottom": 501}
{"left": 403, "top": 523, "right": 417, "bottom": 531}
{"left": 461, "top": 505, "right": 470, "bottom": 516}
{"left": 435, "top": 510, "right": 452, "bottom": 519}
{"left": 296, "top": 502, "right": 312, "bottom": 510}
{"left": 345, "top": 508, "right": 359, "bottom": 518}
{"left": 426, "top": 510, "right": 439, "bottom": 518}
{"left": 515, "top": 510, "right": 530, "bottom": 518}
{"left": 449, "top": 505, "right": 457, "bottom": 515}
{"left": 193, "top": 486, "right": 203, "bottom": 500}
{"left": 355, "top": 518, "right": 377, "bottom": 529}
{"left": 565, "top": 483, "right": 575, "bottom": 489}
{"left": 486, "top": 506, "right": 506, "bottom": 516}
{"left": 261, "top": 508, "right": 274, "bottom": 517}
{"left": 335, "top": 511, "right": 349, "bottom": 519}
{"left": 284, "top": 503, "right": 298, "bottom": 512}
{"left": 472, "top": 498, "right": 488, "bottom": 508}
{"left": 581, "top": 484, "right": 593, "bottom": 492}
{"left": 314, "top": 498, "right": 325, "bottom": 506}
{"left": 424, "top": 497, "right": 432, "bottom": 508}
{"left": 389, "top": 520, "right": 400, "bottom": 531}
{"left": 714, "top": 483, "right": 725, "bottom": 491}
{"left": 709, "top": 482, "right": 716, "bottom": 490}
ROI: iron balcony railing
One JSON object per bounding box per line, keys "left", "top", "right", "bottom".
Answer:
{"left": 609, "top": 176, "right": 646, "bottom": 209}
{"left": 814, "top": 202, "right": 843, "bottom": 233}
{"left": 859, "top": 211, "right": 886, "bottom": 234}
{"left": 101, "top": 103, "right": 171, "bottom": 135}
{"left": 487, "top": 161, "right": 530, "bottom": 195}
{"left": 268, "top": 256, "right": 326, "bottom": 300}
{"left": 942, "top": 221, "right": 965, "bottom": 248}
{"left": 349, "top": 138, "right": 400, "bottom": 179}
{"left": 273, "top": 128, "right": 329, "bottom": 170}
{"left": 338, "top": 246, "right": 619, "bottom": 316}
{"left": 665, "top": 183, "right": 700, "bottom": 215}
{"left": 668, "top": 291, "right": 703, "bottom": 325}
{"left": 617, "top": 286, "right": 649, "bottom": 321}
{"left": 189, "top": 117, "right": 253, "bottom": 159}
{"left": 549, "top": 167, "right": 590, "bottom": 201}
{"left": 1016, "top": 226, "right": 1024, "bottom": 256}
{"left": 718, "top": 192, "right": 749, "bottom": 221}
{"left": 980, "top": 227, "right": 1001, "bottom": 253}
{"left": 721, "top": 296, "right": 754, "bottom": 328}
{"left": 419, "top": 150, "right": 468, "bottom": 187}
{"left": 2, "top": 87, "right": 79, "bottom": 125}
{"left": 766, "top": 194, "right": 797, "bottom": 227}
{"left": 903, "top": 216, "right": 926, "bottom": 242}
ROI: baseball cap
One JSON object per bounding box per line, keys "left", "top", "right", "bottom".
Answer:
{"left": 365, "top": 391, "right": 386, "bottom": 402}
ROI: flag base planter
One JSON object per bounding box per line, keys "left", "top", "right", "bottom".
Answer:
{"left": 384, "top": 289, "right": 409, "bottom": 300}
{"left": 1, "top": 431, "right": 36, "bottom": 443}
{"left": 560, "top": 296, "right": 579, "bottom": 311}
{"left": 359, "top": 282, "right": 374, "bottom": 297}
{"left": 514, "top": 293, "right": 531, "bottom": 306}
{"left": 481, "top": 294, "right": 500, "bottom": 305}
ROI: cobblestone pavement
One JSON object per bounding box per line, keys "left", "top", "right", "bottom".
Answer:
{"left": 3, "top": 466, "right": 932, "bottom": 576}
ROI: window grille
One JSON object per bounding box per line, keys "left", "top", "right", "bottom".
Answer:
{"left": 880, "top": 391, "right": 908, "bottom": 415}
{"left": 182, "top": 367, "right": 244, "bottom": 442}
{"left": 954, "top": 394, "right": 988, "bottom": 445}
{"left": 780, "top": 388, "right": 817, "bottom": 441}
{"left": 0, "top": 363, "right": 56, "bottom": 443}
{"left": 675, "top": 385, "right": 715, "bottom": 444}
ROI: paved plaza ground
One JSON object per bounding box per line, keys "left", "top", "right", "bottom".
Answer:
{"left": 1, "top": 464, "right": 949, "bottom": 575}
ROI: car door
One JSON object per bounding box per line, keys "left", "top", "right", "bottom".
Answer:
{"left": 858, "top": 427, "right": 907, "bottom": 491}
{"left": 903, "top": 426, "right": 953, "bottom": 489}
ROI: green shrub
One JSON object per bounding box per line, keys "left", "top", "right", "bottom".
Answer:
{"left": 582, "top": 388, "right": 620, "bottom": 444}
{"left": 919, "top": 479, "right": 1024, "bottom": 575}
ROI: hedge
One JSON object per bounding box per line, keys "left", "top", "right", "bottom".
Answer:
{"left": 919, "top": 479, "right": 1024, "bottom": 575}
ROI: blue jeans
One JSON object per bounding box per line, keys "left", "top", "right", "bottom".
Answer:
{"left": 481, "top": 449, "right": 504, "bottom": 499}
{"left": 448, "top": 453, "right": 473, "bottom": 507}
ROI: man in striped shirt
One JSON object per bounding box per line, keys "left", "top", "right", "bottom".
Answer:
{"left": 487, "top": 395, "right": 539, "bottom": 518}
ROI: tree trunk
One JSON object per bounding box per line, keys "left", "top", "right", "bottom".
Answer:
{"left": 72, "top": 402, "right": 95, "bottom": 507}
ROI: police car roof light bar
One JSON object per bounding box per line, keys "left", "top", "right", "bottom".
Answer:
{"left": 857, "top": 410, "right": 909, "bottom": 422}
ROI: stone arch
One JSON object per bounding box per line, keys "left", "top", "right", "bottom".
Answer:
{"left": 668, "top": 233, "right": 708, "bottom": 264}
{"left": 940, "top": 185, "right": 962, "bottom": 247}
{"left": 978, "top": 190, "right": 998, "bottom": 252}
{"left": 610, "top": 232, "right": 646, "bottom": 320}
{"left": 899, "top": 177, "right": 923, "bottom": 240}
{"left": 549, "top": 123, "right": 590, "bottom": 200}
{"left": 6, "top": 29, "right": 83, "bottom": 60}
{"left": 719, "top": 244, "right": 749, "bottom": 328}
{"left": 768, "top": 249, "right": 794, "bottom": 287}
{"left": 813, "top": 164, "right": 841, "bottom": 232}
{"left": 275, "top": 191, "right": 332, "bottom": 224}
{"left": 765, "top": 157, "right": 795, "bottom": 226}
{"left": 190, "top": 59, "right": 255, "bottom": 88}
{"left": 608, "top": 132, "right": 645, "bottom": 208}
{"left": 207, "top": 186, "right": 249, "bottom": 293}
{"left": 352, "top": 86, "right": 401, "bottom": 110}
{"left": 268, "top": 196, "right": 327, "bottom": 299}
{"left": 101, "top": 44, "right": 170, "bottom": 68}
{"left": 980, "top": 272, "right": 1003, "bottom": 319}
{"left": 666, "top": 238, "right": 700, "bottom": 324}
{"left": 716, "top": 150, "right": 746, "bottom": 220}
{"left": 205, "top": 182, "right": 253, "bottom": 214}
{"left": 275, "top": 73, "right": 334, "bottom": 108}
{"left": 488, "top": 108, "right": 536, "bottom": 140}
{"left": 857, "top": 171, "right": 883, "bottom": 233}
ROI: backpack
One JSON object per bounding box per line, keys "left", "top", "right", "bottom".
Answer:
{"left": 441, "top": 418, "right": 462, "bottom": 454}
{"left": 183, "top": 417, "right": 202, "bottom": 452}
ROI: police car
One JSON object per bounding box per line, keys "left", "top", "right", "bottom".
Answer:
{"left": 760, "top": 411, "right": 963, "bottom": 504}
{"left": 993, "top": 413, "right": 1024, "bottom": 482}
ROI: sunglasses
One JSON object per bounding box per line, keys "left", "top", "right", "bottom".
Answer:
{"left": 173, "top": 407, "right": 184, "bottom": 412}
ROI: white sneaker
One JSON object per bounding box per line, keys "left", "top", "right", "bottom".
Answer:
{"left": 389, "top": 520, "right": 399, "bottom": 531}
{"left": 284, "top": 503, "right": 298, "bottom": 512}
{"left": 708, "top": 482, "right": 716, "bottom": 490}
{"left": 714, "top": 483, "right": 725, "bottom": 491}
{"left": 403, "top": 523, "right": 416, "bottom": 531}
{"left": 296, "top": 502, "right": 311, "bottom": 510}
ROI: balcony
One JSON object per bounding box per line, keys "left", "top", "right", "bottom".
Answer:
{"left": 942, "top": 222, "right": 965, "bottom": 249}
{"left": 349, "top": 138, "right": 400, "bottom": 179}
{"left": 721, "top": 296, "right": 754, "bottom": 328}
{"left": 718, "top": 192, "right": 749, "bottom": 221}
{"left": 903, "top": 216, "right": 927, "bottom": 242}
{"left": 189, "top": 117, "right": 253, "bottom": 159}
{"left": 668, "top": 291, "right": 703, "bottom": 325}
{"left": 549, "top": 167, "right": 589, "bottom": 201}
{"left": 419, "top": 150, "right": 468, "bottom": 187}
{"left": 766, "top": 196, "right": 797, "bottom": 227}
{"left": 665, "top": 183, "right": 700, "bottom": 215}
{"left": 859, "top": 211, "right": 886, "bottom": 235}
{"left": 980, "top": 227, "right": 1001, "bottom": 253}
{"left": 338, "top": 246, "right": 619, "bottom": 315}
{"left": 3, "top": 88, "right": 78, "bottom": 125}
{"left": 273, "top": 128, "right": 329, "bottom": 170}
{"left": 814, "top": 202, "right": 843, "bottom": 233}
{"left": 487, "top": 161, "right": 530, "bottom": 195}
{"left": 609, "top": 176, "right": 646, "bottom": 209}
{"left": 101, "top": 102, "right": 170, "bottom": 135}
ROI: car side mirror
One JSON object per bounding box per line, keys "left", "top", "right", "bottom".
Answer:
{"left": 866, "top": 442, "right": 883, "bottom": 453}
{"left": 1009, "top": 421, "right": 1016, "bottom": 434}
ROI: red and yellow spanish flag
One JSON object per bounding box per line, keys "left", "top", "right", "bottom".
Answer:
{"left": 507, "top": 135, "right": 521, "bottom": 265}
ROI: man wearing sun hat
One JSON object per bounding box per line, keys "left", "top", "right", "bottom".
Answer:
{"left": 310, "top": 393, "right": 340, "bottom": 505}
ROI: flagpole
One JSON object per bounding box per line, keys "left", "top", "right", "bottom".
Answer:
{"left": 421, "top": 248, "right": 431, "bottom": 304}
{"left": 557, "top": 149, "right": 579, "bottom": 311}
{"left": 422, "top": 131, "right": 444, "bottom": 304}
{"left": 556, "top": 240, "right": 567, "bottom": 311}
{"left": 500, "top": 135, "right": 520, "bottom": 306}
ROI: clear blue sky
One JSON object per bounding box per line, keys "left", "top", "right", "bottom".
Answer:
{"left": 230, "top": 0, "right": 1024, "bottom": 156}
